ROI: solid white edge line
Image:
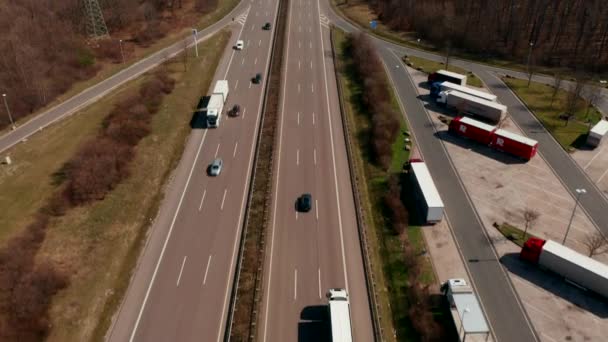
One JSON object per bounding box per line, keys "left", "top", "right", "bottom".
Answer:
{"left": 262, "top": 0, "right": 293, "bottom": 339}
{"left": 219, "top": 0, "right": 281, "bottom": 340}
{"left": 203, "top": 255, "right": 212, "bottom": 285}
{"left": 317, "top": 0, "right": 349, "bottom": 290}
{"left": 176, "top": 256, "right": 187, "bottom": 286}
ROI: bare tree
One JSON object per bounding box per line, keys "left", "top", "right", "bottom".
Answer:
{"left": 583, "top": 82, "right": 603, "bottom": 119}
{"left": 564, "top": 77, "right": 586, "bottom": 126}
{"left": 550, "top": 73, "right": 564, "bottom": 108}
{"left": 444, "top": 40, "right": 452, "bottom": 70}
{"left": 181, "top": 38, "right": 189, "bottom": 71}
{"left": 522, "top": 208, "right": 540, "bottom": 240}
{"left": 583, "top": 231, "right": 608, "bottom": 257}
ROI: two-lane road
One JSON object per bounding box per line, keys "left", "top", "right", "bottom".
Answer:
{"left": 259, "top": 0, "right": 373, "bottom": 341}
{"left": 106, "top": 1, "right": 280, "bottom": 341}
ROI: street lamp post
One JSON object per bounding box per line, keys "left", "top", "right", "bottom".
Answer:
{"left": 192, "top": 29, "right": 199, "bottom": 58}
{"left": 563, "top": 188, "right": 586, "bottom": 245}
{"left": 2, "top": 93, "right": 15, "bottom": 130}
{"left": 459, "top": 307, "right": 470, "bottom": 341}
{"left": 527, "top": 42, "right": 534, "bottom": 86}
{"left": 119, "top": 39, "right": 125, "bottom": 64}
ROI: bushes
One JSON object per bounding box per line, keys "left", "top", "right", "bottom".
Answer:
{"left": 351, "top": 33, "right": 401, "bottom": 170}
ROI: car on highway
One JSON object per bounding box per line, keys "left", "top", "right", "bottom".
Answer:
{"left": 263, "top": 22, "right": 271, "bottom": 30}
{"left": 229, "top": 104, "right": 241, "bottom": 117}
{"left": 208, "top": 158, "right": 223, "bottom": 176}
{"left": 235, "top": 40, "right": 244, "bottom": 50}
{"left": 252, "top": 73, "right": 262, "bottom": 84}
{"left": 297, "top": 193, "right": 312, "bottom": 212}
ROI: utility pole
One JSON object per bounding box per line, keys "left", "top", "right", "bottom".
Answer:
{"left": 563, "top": 188, "right": 586, "bottom": 245}
{"left": 526, "top": 42, "right": 534, "bottom": 87}
{"left": 2, "top": 94, "right": 15, "bottom": 130}
{"left": 83, "top": 0, "right": 109, "bottom": 39}
{"left": 119, "top": 39, "right": 125, "bottom": 64}
{"left": 192, "top": 29, "right": 199, "bottom": 57}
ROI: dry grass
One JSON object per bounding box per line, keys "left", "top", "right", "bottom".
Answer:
{"left": 0, "top": 31, "right": 231, "bottom": 342}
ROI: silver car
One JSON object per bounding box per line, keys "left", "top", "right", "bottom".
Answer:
{"left": 208, "top": 158, "right": 223, "bottom": 176}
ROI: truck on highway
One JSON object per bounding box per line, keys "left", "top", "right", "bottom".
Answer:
{"left": 430, "top": 81, "right": 497, "bottom": 102}
{"left": 409, "top": 160, "right": 444, "bottom": 224}
{"left": 449, "top": 116, "right": 538, "bottom": 161}
{"left": 428, "top": 69, "right": 468, "bottom": 86}
{"left": 438, "top": 90, "right": 507, "bottom": 123}
{"left": 442, "top": 278, "right": 490, "bottom": 342}
{"left": 520, "top": 237, "right": 608, "bottom": 298}
{"left": 206, "top": 80, "right": 229, "bottom": 128}
{"left": 326, "top": 288, "right": 353, "bottom": 342}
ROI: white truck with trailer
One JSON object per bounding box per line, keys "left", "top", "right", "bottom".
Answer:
{"left": 326, "top": 288, "right": 353, "bottom": 342}
{"left": 432, "top": 81, "right": 497, "bottom": 102}
{"left": 442, "top": 279, "right": 491, "bottom": 342}
{"left": 206, "top": 80, "right": 229, "bottom": 128}
{"left": 428, "top": 69, "right": 468, "bottom": 86}
{"left": 438, "top": 90, "right": 507, "bottom": 123}
{"left": 409, "top": 160, "right": 444, "bottom": 224}
{"left": 586, "top": 120, "right": 608, "bottom": 147}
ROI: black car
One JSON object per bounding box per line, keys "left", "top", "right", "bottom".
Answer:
{"left": 297, "top": 193, "right": 312, "bottom": 212}
{"left": 252, "top": 73, "right": 262, "bottom": 84}
{"left": 229, "top": 104, "right": 241, "bottom": 117}
{"left": 263, "top": 22, "right": 271, "bottom": 30}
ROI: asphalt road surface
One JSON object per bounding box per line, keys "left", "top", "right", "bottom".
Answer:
{"left": 258, "top": 0, "right": 374, "bottom": 341}
{"left": 323, "top": 2, "right": 538, "bottom": 341}
{"left": 0, "top": 1, "right": 247, "bottom": 154}
{"left": 106, "top": 1, "right": 279, "bottom": 341}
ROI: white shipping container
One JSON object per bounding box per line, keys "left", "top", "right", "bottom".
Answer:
{"left": 441, "top": 90, "right": 507, "bottom": 123}
{"left": 213, "top": 80, "right": 229, "bottom": 103}
{"left": 410, "top": 162, "right": 444, "bottom": 223}
{"left": 439, "top": 82, "right": 497, "bottom": 102}
{"left": 437, "top": 70, "right": 468, "bottom": 86}
{"left": 539, "top": 240, "right": 608, "bottom": 298}
{"left": 587, "top": 120, "right": 608, "bottom": 147}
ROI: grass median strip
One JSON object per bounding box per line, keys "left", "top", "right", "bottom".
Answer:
{"left": 228, "top": 0, "right": 288, "bottom": 340}
{"left": 0, "top": 30, "right": 230, "bottom": 341}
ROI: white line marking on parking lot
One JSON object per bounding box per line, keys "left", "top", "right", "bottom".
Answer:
{"left": 176, "top": 256, "right": 187, "bottom": 286}
{"left": 310, "top": 60, "right": 313, "bottom": 69}
{"left": 598, "top": 167, "right": 608, "bottom": 183}
{"left": 233, "top": 142, "right": 238, "bottom": 158}
{"left": 311, "top": 83, "right": 314, "bottom": 93}
{"left": 318, "top": 268, "right": 322, "bottom": 298}
{"left": 242, "top": 58, "right": 245, "bottom": 66}
{"left": 297, "top": 111, "right": 300, "bottom": 125}
{"left": 198, "top": 189, "right": 207, "bottom": 211}
{"left": 312, "top": 111, "right": 315, "bottom": 125}
{"left": 259, "top": 39, "right": 262, "bottom": 46}
{"left": 297, "top": 149, "right": 300, "bottom": 165}
{"left": 299, "top": 60, "right": 301, "bottom": 69}
{"left": 203, "top": 255, "right": 212, "bottom": 285}
{"left": 235, "top": 79, "right": 239, "bottom": 90}
{"left": 249, "top": 81, "right": 252, "bottom": 89}
{"left": 242, "top": 107, "right": 246, "bottom": 119}
{"left": 214, "top": 143, "right": 220, "bottom": 158}
{"left": 221, "top": 189, "right": 227, "bottom": 210}
{"left": 254, "top": 57, "right": 258, "bottom": 65}
{"left": 315, "top": 200, "right": 318, "bottom": 220}
{"left": 314, "top": 149, "right": 317, "bottom": 165}
{"left": 294, "top": 269, "right": 298, "bottom": 300}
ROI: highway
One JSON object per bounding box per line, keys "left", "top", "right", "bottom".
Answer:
{"left": 322, "top": 2, "right": 538, "bottom": 341}
{"left": 0, "top": 1, "right": 248, "bottom": 154}
{"left": 259, "top": 0, "right": 374, "bottom": 341}
{"left": 106, "top": 1, "right": 279, "bottom": 341}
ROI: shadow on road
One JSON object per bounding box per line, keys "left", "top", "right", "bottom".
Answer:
{"left": 190, "top": 95, "right": 210, "bottom": 129}
{"left": 298, "top": 305, "right": 330, "bottom": 342}
{"left": 500, "top": 253, "right": 608, "bottom": 318}
{"left": 434, "top": 130, "right": 527, "bottom": 165}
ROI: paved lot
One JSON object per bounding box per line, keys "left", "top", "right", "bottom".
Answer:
{"left": 409, "top": 67, "right": 608, "bottom": 342}
{"left": 572, "top": 143, "right": 608, "bottom": 198}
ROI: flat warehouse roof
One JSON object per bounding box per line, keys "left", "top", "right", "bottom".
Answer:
{"left": 410, "top": 162, "right": 444, "bottom": 208}
{"left": 494, "top": 129, "right": 538, "bottom": 147}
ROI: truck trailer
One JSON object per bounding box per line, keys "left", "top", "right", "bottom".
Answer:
{"left": 430, "top": 81, "right": 497, "bottom": 102}
{"left": 438, "top": 90, "right": 507, "bottom": 123}
{"left": 409, "top": 160, "right": 444, "bottom": 224}
{"left": 520, "top": 238, "right": 608, "bottom": 299}
{"left": 587, "top": 120, "right": 608, "bottom": 147}
{"left": 442, "top": 279, "right": 490, "bottom": 342}
{"left": 206, "top": 80, "right": 229, "bottom": 128}
{"left": 448, "top": 116, "right": 496, "bottom": 145}
{"left": 326, "top": 288, "right": 353, "bottom": 342}
{"left": 428, "top": 69, "right": 467, "bottom": 86}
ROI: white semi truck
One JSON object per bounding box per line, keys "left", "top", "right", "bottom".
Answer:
{"left": 438, "top": 90, "right": 506, "bottom": 123}
{"left": 442, "top": 279, "right": 490, "bottom": 342}
{"left": 206, "top": 80, "right": 229, "bottom": 128}
{"left": 409, "top": 160, "right": 444, "bottom": 224}
{"left": 327, "top": 288, "right": 353, "bottom": 342}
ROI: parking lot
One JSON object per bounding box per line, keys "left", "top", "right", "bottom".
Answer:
{"left": 407, "top": 67, "right": 608, "bottom": 342}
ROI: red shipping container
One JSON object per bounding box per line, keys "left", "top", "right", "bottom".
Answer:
{"left": 448, "top": 116, "right": 496, "bottom": 145}
{"left": 490, "top": 129, "right": 538, "bottom": 160}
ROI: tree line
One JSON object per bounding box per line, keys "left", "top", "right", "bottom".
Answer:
{"left": 365, "top": 0, "right": 608, "bottom": 72}
{"left": 0, "top": 0, "right": 216, "bottom": 129}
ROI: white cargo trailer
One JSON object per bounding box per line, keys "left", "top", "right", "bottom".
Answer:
{"left": 438, "top": 90, "right": 507, "bottom": 123}
{"left": 206, "top": 80, "right": 229, "bottom": 128}
{"left": 442, "top": 279, "right": 490, "bottom": 342}
{"left": 436, "top": 82, "right": 497, "bottom": 102}
{"left": 327, "top": 288, "right": 353, "bottom": 342}
{"left": 410, "top": 161, "right": 444, "bottom": 224}
{"left": 430, "top": 69, "right": 468, "bottom": 86}
{"left": 587, "top": 120, "right": 608, "bottom": 147}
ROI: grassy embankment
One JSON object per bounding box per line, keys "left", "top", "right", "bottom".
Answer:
{"left": 503, "top": 78, "right": 602, "bottom": 150}
{"left": 330, "top": 0, "right": 608, "bottom": 82}
{"left": 0, "top": 30, "right": 230, "bottom": 341}
{"left": 333, "top": 28, "right": 437, "bottom": 341}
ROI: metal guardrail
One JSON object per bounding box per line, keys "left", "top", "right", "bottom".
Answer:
{"left": 329, "top": 26, "right": 383, "bottom": 342}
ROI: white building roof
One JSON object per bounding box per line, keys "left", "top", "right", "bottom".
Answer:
{"left": 543, "top": 240, "right": 608, "bottom": 279}
{"left": 494, "top": 128, "right": 538, "bottom": 147}
{"left": 410, "top": 162, "right": 444, "bottom": 208}
{"left": 459, "top": 116, "right": 496, "bottom": 133}
{"left": 437, "top": 69, "right": 467, "bottom": 80}
{"left": 590, "top": 120, "right": 608, "bottom": 137}
{"left": 440, "top": 82, "right": 497, "bottom": 102}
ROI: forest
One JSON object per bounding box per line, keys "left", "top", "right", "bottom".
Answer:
{"left": 0, "top": 0, "right": 215, "bottom": 128}
{"left": 365, "top": 0, "right": 608, "bottom": 72}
